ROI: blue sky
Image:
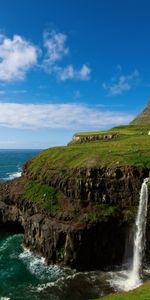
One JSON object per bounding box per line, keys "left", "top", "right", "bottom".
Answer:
{"left": 0, "top": 0, "right": 150, "bottom": 149}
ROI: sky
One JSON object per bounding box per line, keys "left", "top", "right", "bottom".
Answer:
{"left": 0, "top": 0, "right": 150, "bottom": 149}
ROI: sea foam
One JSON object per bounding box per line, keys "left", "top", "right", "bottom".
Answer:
{"left": 4, "top": 171, "right": 21, "bottom": 181}
{"left": 19, "top": 247, "right": 64, "bottom": 280}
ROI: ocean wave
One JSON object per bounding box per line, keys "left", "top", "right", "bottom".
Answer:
{"left": 36, "top": 273, "right": 78, "bottom": 292}
{"left": 19, "top": 247, "right": 64, "bottom": 280}
{"left": 4, "top": 171, "right": 21, "bottom": 181}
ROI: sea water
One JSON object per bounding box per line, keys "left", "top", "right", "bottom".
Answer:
{"left": 0, "top": 149, "right": 40, "bottom": 182}
{"left": 0, "top": 149, "right": 113, "bottom": 300}
{"left": 0, "top": 233, "right": 112, "bottom": 300}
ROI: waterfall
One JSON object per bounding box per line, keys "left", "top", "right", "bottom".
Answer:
{"left": 127, "top": 178, "right": 149, "bottom": 289}
{"left": 110, "top": 178, "right": 149, "bottom": 291}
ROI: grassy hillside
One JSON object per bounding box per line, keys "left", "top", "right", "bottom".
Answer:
{"left": 74, "top": 124, "right": 149, "bottom": 137}
{"left": 100, "top": 282, "right": 150, "bottom": 300}
{"left": 23, "top": 181, "right": 62, "bottom": 211}
{"left": 28, "top": 125, "right": 150, "bottom": 179}
{"left": 130, "top": 102, "right": 150, "bottom": 125}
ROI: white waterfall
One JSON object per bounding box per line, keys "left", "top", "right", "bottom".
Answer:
{"left": 110, "top": 178, "right": 149, "bottom": 291}
{"left": 127, "top": 178, "right": 149, "bottom": 289}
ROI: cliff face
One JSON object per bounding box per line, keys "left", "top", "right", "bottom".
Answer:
{"left": 0, "top": 179, "right": 130, "bottom": 270}
{"left": 24, "top": 164, "right": 149, "bottom": 207}
{"left": 0, "top": 164, "right": 149, "bottom": 271}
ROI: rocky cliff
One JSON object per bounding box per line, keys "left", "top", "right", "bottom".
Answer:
{"left": 24, "top": 163, "right": 149, "bottom": 207}
{"left": 0, "top": 111, "right": 150, "bottom": 271}
{"left": 0, "top": 163, "right": 149, "bottom": 271}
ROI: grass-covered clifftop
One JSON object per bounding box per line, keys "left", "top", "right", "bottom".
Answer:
{"left": 73, "top": 124, "right": 150, "bottom": 137}
{"left": 27, "top": 125, "right": 150, "bottom": 178}
{"left": 22, "top": 124, "right": 149, "bottom": 214}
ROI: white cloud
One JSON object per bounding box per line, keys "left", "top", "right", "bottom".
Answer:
{"left": 0, "top": 31, "right": 91, "bottom": 82}
{"left": 103, "top": 69, "right": 139, "bottom": 96}
{"left": 55, "top": 65, "right": 74, "bottom": 80}
{"left": 79, "top": 64, "right": 91, "bottom": 80}
{"left": 54, "top": 64, "right": 91, "bottom": 81}
{"left": 43, "top": 30, "right": 69, "bottom": 69}
{"left": 43, "top": 30, "right": 91, "bottom": 81}
{"left": 0, "top": 34, "right": 38, "bottom": 82}
{"left": 0, "top": 102, "right": 134, "bottom": 130}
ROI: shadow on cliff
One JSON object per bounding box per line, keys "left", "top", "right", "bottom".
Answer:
{"left": 0, "top": 221, "right": 24, "bottom": 234}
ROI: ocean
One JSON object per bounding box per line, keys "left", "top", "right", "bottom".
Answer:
{"left": 0, "top": 149, "right": 40, "bottom": 182}
{"left": 0, "top": 149, "right": 128, "bottom": 300}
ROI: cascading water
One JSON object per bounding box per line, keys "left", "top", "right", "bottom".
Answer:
{"left": 123, "top": 177, "right": 149, "bottom": 291}
{"left": 128, "top": 178, "right": 149, "bottom": 288}
{"left": 110, "top": 178, "right": 149, "bottom": 291}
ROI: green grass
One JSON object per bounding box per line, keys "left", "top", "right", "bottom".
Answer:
{"left": 26, "top": 125, "right": 150, "bottom": 183}
{"left": 84, "top": 204, "right": 119, "bottom": 223}
{"left": 28, "top": 125, "right": 150, "bottom": 175}
{"left": 74, "top": 124, "right": 150, "bottom": 137}
{"left": 121, "top": 208, "right": 137, "bottom": 223}
{"left": 83, "top": 205, "right": 137, "bottom": 224}
{"left": 23, "top": 181, "right": 62, "bottom": 211}
{"left": 100, "top": 282, "right": 150, "bottom": 300}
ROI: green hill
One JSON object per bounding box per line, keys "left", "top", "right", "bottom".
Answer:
{"left": 27, "top": 101, "right": 150, "bottom": 181}
{"left": 27, "top": 124, "right": 150, "bottom": 182}
{"left": 130, "top": 100, "right": 150, "bottom": 125}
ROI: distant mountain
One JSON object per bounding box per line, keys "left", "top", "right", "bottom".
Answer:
{"left": 130, "top": 100, "right": 150, "bottom": 125}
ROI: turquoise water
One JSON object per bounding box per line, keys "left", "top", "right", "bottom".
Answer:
{"left": 0, "top": 150, "right": 113, "bottom": 300}
{"left": 0, "top": 233, "right": 66, "bottom": 299}
{"left": 0, "top": 233, "right": 112, "bottom": 300}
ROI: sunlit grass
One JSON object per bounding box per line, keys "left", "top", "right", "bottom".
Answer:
{"left": 27, "top": 125, "right": 150, "bottom": 181}
{"left": 100, "top": 282, "right": 150, "bottom": 300}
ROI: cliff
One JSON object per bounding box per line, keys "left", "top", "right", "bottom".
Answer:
{"left": 0, "top": 164, "right": 149, "bottom": 271}
{"left": 0, "top": 121, "right": 150, "bottom": 271}
{"left": 0, "top": 181, "right": 128, "bottom": 270}
{"left": 24, "top": 164, "right": 149, "bottom": 207}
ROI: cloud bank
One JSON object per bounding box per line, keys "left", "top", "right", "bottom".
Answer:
{"left": 0, "top": 102, "right": 134, "bottom": 130}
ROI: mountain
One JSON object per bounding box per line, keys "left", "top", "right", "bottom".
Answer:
{"left": 130, "top": 100, "right": 150, "bottom": 125}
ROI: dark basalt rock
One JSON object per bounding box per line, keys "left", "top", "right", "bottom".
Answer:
{"left": 0, "top": 165, "right": 149, "bottom": 271}
{"left": 0, "top": 193, "right": 130, "bottom": 270}
{"left": 24, "top": 164, "right": 149, "bottom": 207}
